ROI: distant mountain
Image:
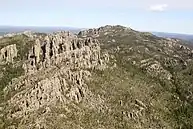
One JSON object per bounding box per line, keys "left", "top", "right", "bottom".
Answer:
{"left": 0, "top": 32, "right": 6, "bottom": 36}
{"left": 0, "top": 26, "right": 81, "bottom": 35}
{"left": 152, "top": 32, "right": 193, "bottom": 42}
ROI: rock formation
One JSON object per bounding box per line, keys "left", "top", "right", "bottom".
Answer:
{"left": 22, "top": 31, "right": 105, "bottom": 74}
{"left": 0, "top": 44, "right": 17, "bottom": 63}
{"left": 3, "top": 31, "right": 109, "bottom": 128}
{"left": 78, "top": 25, "right": 131, "bottom": 38}
{"left": 1, "top": 25, "right": 193, "bottom": 129}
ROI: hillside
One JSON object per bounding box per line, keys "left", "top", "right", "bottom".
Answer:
{"left": 0, "top": 25, "right": 193, "bottom": 129}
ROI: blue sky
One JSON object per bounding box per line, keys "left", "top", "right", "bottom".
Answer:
{"left": 0, "top": 0, "right": 193, "bottom": 34}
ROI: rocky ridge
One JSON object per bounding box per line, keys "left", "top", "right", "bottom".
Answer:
{"left": 1, "top": 31, "right": 109, "bottom": 128}
{"left": 1, "top": 25, "right": 193, "bottom": 128}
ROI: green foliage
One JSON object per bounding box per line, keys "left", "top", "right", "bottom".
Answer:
{"left": 0, "top": 35, "right": 29, "bottom": 103}
{"left": 94, "top": 27, "right": 193, "bottom": 128}
{"left": 0, "top": 64, "right": 24, "bottom": 102}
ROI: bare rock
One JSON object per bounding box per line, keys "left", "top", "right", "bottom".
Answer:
{"left": 5, "top": 31, "right": 108, "bottom": 125}
{"left": 24, "top": 32, "right": 106, "bottom": 74}
{"left": 0, "top": 44, "right": 17, "bottom": 63}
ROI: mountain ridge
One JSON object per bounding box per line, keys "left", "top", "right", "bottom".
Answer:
{"left": 0, "top": 25, "right": 193, "bottom": 128}
{"left": 1, "top": 25, "right": 193, "bottom": 42}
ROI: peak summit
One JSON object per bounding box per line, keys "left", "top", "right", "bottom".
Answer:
{"left": 78, "top": 25, "right": 132, "bottom": 37}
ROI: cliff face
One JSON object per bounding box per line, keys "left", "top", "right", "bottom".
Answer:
{"left": 23, "top": 32, "right": 106, "bottom": 74}
{"left": 1, "top": 25, "right": 193, "bottom": 129}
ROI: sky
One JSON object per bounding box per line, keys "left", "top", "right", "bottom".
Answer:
{"left": 0, "top": 0, "right": 193, "bottom": 34}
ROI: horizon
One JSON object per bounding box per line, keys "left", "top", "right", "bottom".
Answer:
{"left": 0, "top": 0, "right": 193, "bottom": 35}
{"left": 0, "top": 25, "right": 193, "bottom": 36}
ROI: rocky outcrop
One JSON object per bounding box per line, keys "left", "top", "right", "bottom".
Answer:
{"left": 7, "top": 69, "right": 90, "bottom": 118}
{"left": 78, "top": 25, "right": 131, "bottom": 38}
{"left": 23, "top": 31, "right": 105, "bottom": 74}
{"left": 139, "top": 59, "right": 172, "bottom": 80}
{"left": 4, "top": 31, "right": 109, "bottom": 127}
{"left": 0, "top": 44, "right": 17, "bottom": 63}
